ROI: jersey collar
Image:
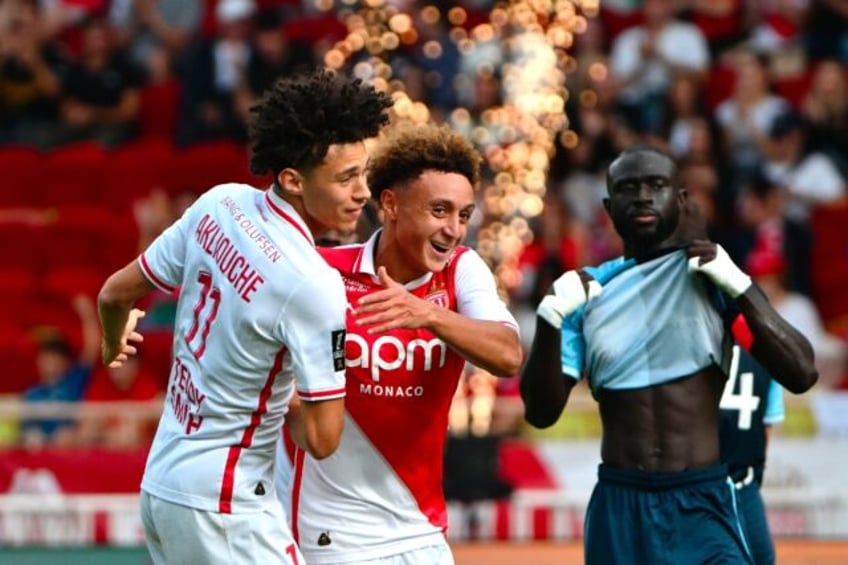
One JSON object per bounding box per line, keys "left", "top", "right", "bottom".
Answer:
{"left": 353, "top": 229, "right": 434, "bottom": 289}
{"left": 264, "top": 188, "right": 314, "bottom": 247}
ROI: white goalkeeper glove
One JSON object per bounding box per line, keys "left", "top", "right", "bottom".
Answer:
{"left": 536, "top": 270, "right": 602, "bottom": 328}
{"left": 687, "top": 243, "right": 752, "bottom": 298}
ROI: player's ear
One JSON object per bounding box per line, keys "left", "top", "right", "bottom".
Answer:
{"left": 678, "top": 187, "right": 688, "bottom": 205}
{"left": 277, "top": 168, "right": 304, "bottom": 196}
{"left": 380, "top": 189, "right": 398, "bottom": 221}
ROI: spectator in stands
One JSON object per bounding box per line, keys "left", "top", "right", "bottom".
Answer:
{"left": 715, "top": 49, "right": 789, "bottom": 181}
{"left": 801, "top": 59, "right": 848, "bottom": 156}
{"left": 0, "top": 0, "right": 67, "bottom": 147}
{"left": 233, "top": 8, "right": 316, "bottom": 124}
{"left": 609, "top": 0, "right": 710, "bottom": 135}
{"left": 110, "top": 0, "right": 202, "bottom": 83}
{"left": 764, "top": 110, "right": 847, "bottom": 222}
{"left": 748, "top": 0, "right": 809, "bottom": 55}
{"left": 20, "top": 294, "right": 99, "bottom": 449}
{"left": 737, "top": 168, "right": 812, "bottom": 295}
{"left": 662, "top": 72, "right": 710, "bottom": 159}
{"left": 76, "top": 355, "right": 162, "bottom": 448}
{"left": 53, "top": 10, "right": 144, "bottom": 148}
{"left": 803, "top": 0, "right": 848, "bottom": 62}
{"left": 176, "top": 0, "right": 255, "bottom": 145}
{"left": 747, "top": 250, "right": 847, "bottom": 388}
{"left": 686, "top": 0, "right": 747, "bottom": 57}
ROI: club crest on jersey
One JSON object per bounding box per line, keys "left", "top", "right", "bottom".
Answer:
{"left": 425, "top": 291, "right": 448, "bottom": 308}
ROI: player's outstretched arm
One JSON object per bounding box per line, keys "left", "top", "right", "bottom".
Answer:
{"left": 688, "top": 241, "right": 818, "bottom": 394}
{"left": 354, "top": 267, "right": 523, "bottom": 377}
{"left": 520, "top": 270, "right": 599, "bottom": 429}
{"left": 98, "top": 260, "right": 155, "bottom": 367}
{"left": 287, "top": 395, "right": 344, "bottom": 460}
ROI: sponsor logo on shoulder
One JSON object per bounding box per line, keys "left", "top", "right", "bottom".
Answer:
{"left": 331, "top": 329, "right": 346, "bottom": 371}
{"left": 318, "top": 531, "right": 332, "bottom": 546}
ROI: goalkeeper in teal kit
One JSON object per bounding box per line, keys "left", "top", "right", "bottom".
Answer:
{"left": 520, "top": 145, "right": 818, "bottom": 564}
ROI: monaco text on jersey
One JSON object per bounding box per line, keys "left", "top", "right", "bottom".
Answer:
{"left": 194, "top": 214, "right": 265, "bottom": 302}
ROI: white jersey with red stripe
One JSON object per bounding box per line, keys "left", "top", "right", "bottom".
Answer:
{"left": 139, "top": 183, "right": 347, "bottom": 515}
{"left": 289, "top": 230, "right": 518, "bottom": 563}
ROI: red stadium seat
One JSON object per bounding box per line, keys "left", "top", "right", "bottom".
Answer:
{"left": 0, "top": 268, "right": 37, "bottom": 295}
{"left": 705, "top": 65, "right": 736, "bottom": 112}
{"left": 282, "top": 14, "right": 347, "bottom": 45}
{"left": 0, "top": 222, "right": 48, "bottom": 273}
{"left": 42, "top": 207, "right": 117, "bottom": 269}
{"left": 22, "top": 295, "right": 84, "bottom": 353}
{"left": 0, "top": 147, "right": 43, "bottom": 208}
{"left": 811, "top": 204, "right": 848, "bottom": 324}
{"left": 0, "top": 269, "right": 39, "bottom": 325}
{"left": 138, "top": 80, "right": 181, "bottom": 140}
{"left": 41, "top": 266, "right": 107, "bottom": 302}
{"left": 0, "top": 326, "right": 39, "bottom": 393}
{"left": 98, "top": 215, "right": 140, "bottom": 273}
{"left": 34, "top": 143, "right": 107, "bottom": 208}
{"left": 162, "top": 140, "right": 255, "bottom": 197}
{"left": 599, "top": 6, "right": 643, "bottom": 43}
{"left": 101, "top": 139, "right": 173, "bottom": 214}
{"left": 137, "top": 330, "right": 175, "bottom": 388}
{"left": 774, "top": 70, "right": 815, "bottom": 109}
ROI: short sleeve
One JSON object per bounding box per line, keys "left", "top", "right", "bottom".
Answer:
{"left": 763, "top": 379, "right": 785, "bottom": 425}
{"left": 138, "top": 202, "right": 196, "bottom": 293}
{"left": 283, "top": 269, "right": 348, "bottom": 401}
{"left": 560, "top": 309, "right": 585, "bottom": 381}
{"left": 454, "top": 250, "right": 519, "bottom": 329}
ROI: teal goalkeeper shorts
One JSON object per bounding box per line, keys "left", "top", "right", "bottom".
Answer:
{"left": 584, "top": 464, "right": 752, "bottom": 565}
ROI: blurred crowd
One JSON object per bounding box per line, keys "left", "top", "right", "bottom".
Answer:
{"left": 0, "top": 0, "right": 846, "bottom": 450}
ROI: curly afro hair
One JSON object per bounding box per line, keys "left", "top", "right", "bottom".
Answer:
{"left": 367, "top": 123, "right": 481, "bottom": 201}
{"left": 248, "top": 68, "right": 392, "bottom": 177}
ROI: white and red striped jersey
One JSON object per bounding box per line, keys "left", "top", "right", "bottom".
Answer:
{"left": 289, "top": 230, "right": 518, "bottom": 563}
{"left": 139, "top": 183, "right": 347, "bottom": 515}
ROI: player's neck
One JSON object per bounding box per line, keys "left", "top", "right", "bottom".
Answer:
{"left": 373, "top": 229, "right": 427, "bottom": 284}
{"left": 275, "top": 189, "right": 327, "bottom": 240}
{"left": 623, "top": 234, "right": 685, "bottom": 261}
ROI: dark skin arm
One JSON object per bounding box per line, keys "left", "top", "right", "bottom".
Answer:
{"left": 520, "top": 271, "right": 594, "bottom": 428}
{"left": 520, "top": 318, "right": 578, "bottom": 428}
{"left": 687, "top": 240, "right": 818, "bottom": 394}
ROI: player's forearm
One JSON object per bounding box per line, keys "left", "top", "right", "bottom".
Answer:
{"left": 520, "top": 320, "right": 573, "bottom": 428}
{"left": 428, "top": 309, "right": 522, "bottom": 377}
{"left": 97, "top": 262, "right": 154, "bottom": 354}
{"left": 736, "top": 285, "right": 818, "bottom": 394}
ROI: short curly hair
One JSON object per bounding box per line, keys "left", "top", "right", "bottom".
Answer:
{"left": 248, "top": 68, "right": 392, "bottom": 176}
{"left": 367, "top": 123, "right": 481, "bottom": 201}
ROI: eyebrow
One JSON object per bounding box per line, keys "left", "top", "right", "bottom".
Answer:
{"left": 335, "top": 165, "right": 362, "bottom": 179}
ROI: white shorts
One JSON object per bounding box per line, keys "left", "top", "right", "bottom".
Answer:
{"left": 140, "top": 490, "right": 303, "bottom": 565}
{"left": 329, "top": 543, "right": 454, "bottom": 565}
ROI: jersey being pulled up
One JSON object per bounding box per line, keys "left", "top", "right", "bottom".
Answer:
{"left": 139, "top": 184, "right": 347, "bottom": 514}
{"left": 561, "top": 247, "right": 732, "bottom": 395}
{"left": 289, "top": 230, "right": 518, "bottom": 564}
